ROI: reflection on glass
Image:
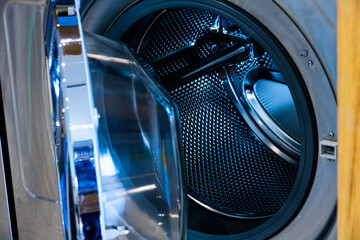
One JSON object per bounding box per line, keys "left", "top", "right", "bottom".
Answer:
{"left": 86, "top": 33, "right": 186, "bottom": 240}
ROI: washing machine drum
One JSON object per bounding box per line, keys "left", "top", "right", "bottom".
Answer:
{"left": 81, "top": 0, "right": 337, "bottom": 239}
{"left": 132, "top": 8, "right": 300, "bottom": 217}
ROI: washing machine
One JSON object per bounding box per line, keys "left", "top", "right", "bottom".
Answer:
{"left": 0, "top": 0, "right": 337, "bottom": 239}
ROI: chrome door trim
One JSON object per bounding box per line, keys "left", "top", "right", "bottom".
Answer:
{"left": 48, "top": 2, "right": 105, "bottom": 238}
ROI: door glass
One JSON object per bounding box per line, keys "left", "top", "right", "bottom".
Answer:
{"left": 47, "top": 3, "right": 186, "bottom": 239}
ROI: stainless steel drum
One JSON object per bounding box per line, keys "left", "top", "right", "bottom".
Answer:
{"left": 81, "top": 1, "right": 337, "bottom": 239}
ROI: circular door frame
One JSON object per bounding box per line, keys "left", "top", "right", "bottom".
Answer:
{"left": 81, "top": 0, "right": 337, "bottom": 239}
{"left": 229, "top": 1, "right": 337, "bottom": 239}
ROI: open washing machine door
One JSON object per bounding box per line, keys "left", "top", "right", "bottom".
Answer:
{"left": 47, "top": 3, "right": 186, "bottom": 239}
{"left": 0, "top": 0, "right": 337, "bottom": 239}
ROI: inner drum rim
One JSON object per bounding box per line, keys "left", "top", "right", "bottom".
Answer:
{"left": 135, "top": 8, "right": 299, "bottom": 219}
{"left": 97, "top": 0, "right": 318, "bottom": 238}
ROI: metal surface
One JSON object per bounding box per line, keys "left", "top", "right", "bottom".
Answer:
{"left": 216, "top": 1, "right": 337, "bottom": 238}
{"left": 133, "top": 8, "right": 299, "bottom": 218}
{"left": 48, "top": 3, "right": 105, "bottom": 238}
{"left": 171, "top": 70, "right": 298, "bottom": 218}
{"left": 0, "top": 0, "right": 63, "bottom": 239}
{"left": 48, "top": 4, "right": 188, "bottom": 237}
{"left": 221, "top": 67, "right": 300, "bottom": 166}
{"left": 81, "top": 0, "right": 337, "bottom": 238}
{"left": 80, "top": 0, "right": 337, "bottom": 91}
{"left": 245, "top": 70, "right": 301, "bottom": 146}
{"left": 274, "top": 0, "right": 337, "bottom": 88}
{"left": 1, "top": 1, "right": 187, "bottom": 239}
{"left": 223, "top": 0, "right": 337, "bottom": 238}
{"left": 0, "top": 0, "right": 336, "bottom": 238}
{"left": 0, "top": 140, "right": 12, "bottom": 239}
